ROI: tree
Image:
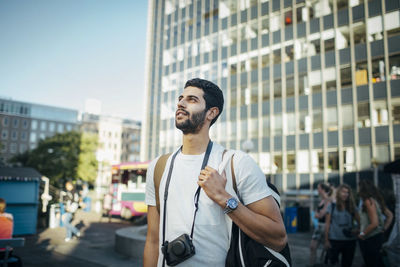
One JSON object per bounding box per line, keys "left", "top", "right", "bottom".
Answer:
{"left": 10, "top": 131, "right": 98, "bottom": 188}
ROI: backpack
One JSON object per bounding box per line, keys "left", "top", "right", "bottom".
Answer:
{"left": 153, "top": 150, "right": 291, "bottom": 267}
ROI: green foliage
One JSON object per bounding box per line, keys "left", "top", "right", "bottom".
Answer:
{"left": 10, "top": 131, "right": 98, "bottom": 188}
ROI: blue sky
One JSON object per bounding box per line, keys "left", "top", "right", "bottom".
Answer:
{"left": 0, "top": 0, "right": 148, "bottom": 121}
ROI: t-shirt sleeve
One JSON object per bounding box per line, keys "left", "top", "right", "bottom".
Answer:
{"left": 233, "top": 151, "right": 272, "bottom": 205}
{"left": 145, "top": 156, "right": 161, "bottom": 206}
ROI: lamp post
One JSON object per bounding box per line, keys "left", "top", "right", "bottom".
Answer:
{"left": 241, "top": 139, "right": 254, "bottom": 154}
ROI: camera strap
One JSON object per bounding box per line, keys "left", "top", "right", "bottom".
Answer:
{"left": 162, "top": 140, "right": 213, "bottom": 265}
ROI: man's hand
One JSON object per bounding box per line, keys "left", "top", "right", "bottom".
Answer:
{"left": 198, "top": 166, "right": 230, "bottom": 207}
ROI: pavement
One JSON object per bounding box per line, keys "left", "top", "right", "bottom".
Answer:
{"left": 14, "top": 210, "right": 143, "bottom": 267}
{"left": 12, "top": 210, "right": 365, "bottom": 267}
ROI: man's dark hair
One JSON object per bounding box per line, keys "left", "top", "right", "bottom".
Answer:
{"left": 184, "top": 78, "right": 224, "bottom": 126}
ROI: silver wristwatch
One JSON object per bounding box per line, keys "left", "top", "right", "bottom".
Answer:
{"left": 224, "top": 197, "right": 239, "bottom": 214}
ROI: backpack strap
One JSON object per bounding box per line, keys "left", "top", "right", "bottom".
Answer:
{"left": 154, "top": 153, "right": 171, "bottom": 214}
{"left": 221, "top": 149, "right": 238, "bottom": 195}
{"left": 230, "top": 153, "right": 238, "bottom": 195}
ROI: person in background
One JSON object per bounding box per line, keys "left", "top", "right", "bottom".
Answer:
{"left": 0, "top": 198, "right": 22, "bottom": 267}
{"left": 325, "top": 184, "right": 359, "bottom": 267}
{"left": 62, "top": 181, "right": 81, "bottom": 242}
{"left": 358, "top": 180, "right": 393, "bottom": 267}
{"left": 102, "top": 192, "right": 113, "bottom": 222}
{"left": 309, "top": 182, "right": 333, "bottom": 266}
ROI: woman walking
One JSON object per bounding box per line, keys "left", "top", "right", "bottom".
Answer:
{"left": 358, "top": 180, "right": 393, "bottom": 267}
{"left": 325, "top": 184, "right": 359, "bottom": 267}
{"left": 310, "top": 182, "right": 332, "bottom": 266}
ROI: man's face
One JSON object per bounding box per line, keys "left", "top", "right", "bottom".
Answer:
{"left": 175, "top": 86, "right": 208, "bottom": 134}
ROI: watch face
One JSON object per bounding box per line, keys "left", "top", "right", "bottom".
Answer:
{"left": 227, "top": 198, "right": 238, "bottom": 209}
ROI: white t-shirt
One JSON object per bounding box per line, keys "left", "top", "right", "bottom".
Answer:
{"left": 145, "top": 143, "right": 271, "bottom": 267}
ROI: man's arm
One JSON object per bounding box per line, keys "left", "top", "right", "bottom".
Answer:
{"left": 198, "top": 167, "right": 287, "bottom": 252}
{"left": 143, "top": 206, "right": 160, "bottom": 267}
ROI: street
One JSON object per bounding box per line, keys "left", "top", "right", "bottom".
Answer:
{"left": 12, "top": 209, "right": 364, "bottom": 267}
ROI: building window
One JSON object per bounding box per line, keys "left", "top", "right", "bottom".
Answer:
{"left": 296, "top": 150, "right": 309, "bottom": 173}
{"left": 40, "top": 121, "right": 47, "bottom": 131}
{"left": 373, "top": 100, "right": 388, "bottom": 126}
{"left": 22, "top": 119, "right": 28, "bottom": 129}
{"left": 10, "top": 143, "right": 17, "bottom": 154}
{"left": 21, "top": 131, "right": 27, "bottom": 141}
{"left": 1, "top": 130, "right": 8, "bottom": 140}
{"left": 326, "top": 107, "right": 338, "bottom": 131}
{"left": 312, "top": 150, "right": 324, "bottom": 172}
{"left": 287, "top": 153, "right": 295, "bottom": 173}
{"left": 57, "top": 124, "right": 64, "bottom": 133}
{"left": 328, "top": 151, "right": 339, "bottom": 171}
{"left": 273, "top": 154, "right": 282, "bottom": 173}
{"left": 376, "top": 145, "right": 390, "bottom": 164}
{"left": 358, "top": 102, "right": 371, "bottom": 128}
{"left": 11, "top": 131, "right": 17, "bottom": 141}
{"left": 299, "top": 111, "right": 311, "bottom": 133}
{"left": 312, "top": 109, "right": 323, "bottom": 132}
{"left": 31, "top": 120, "right": 37, "bottom": 130}
{"left": 389, "top": 54, "right": 400, "bottom": 80}
{"left": 30, "top": 132, "right": 36, "bottom": 143}
{"left": 66, "top": 124, "right": 72, "bottom": 131}
{"left": 3, "top": 117, "right": 9, "bottom": 126}
{"left": 49, "top": 122, "right": 55, "bottom": 132}
{"left": 359, "top": 146, "right": 371, "bottom": 170}
{"left": 343, "top": 147, "right": 355, "bottom": 172}
{"left": 12, "top": 118, "right": 19, "bottom": 128}
{"left": 342, "top": 105, "right": 354, "bottom": 129}
{"left": 19, "top": 144, "right": 27, "bottom": 154}
{"left": 372, "top": 58, "right": 385, "bottom": 83}
{"left": 340, "top": 66, "right": 352, "bottom": 88}
{"left": 286, "top": 113, "right": 296, "bottom": 134}
{"left": 392, "top": 98, "right": 400, "bottom": 124}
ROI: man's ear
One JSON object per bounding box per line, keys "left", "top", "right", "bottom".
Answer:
{"left": 207, "top": 107, "right": 219, "bottom": 121}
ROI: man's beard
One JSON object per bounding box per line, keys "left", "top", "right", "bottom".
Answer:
{"left": 175, "top": 108, "right": 207, "bottom": 134}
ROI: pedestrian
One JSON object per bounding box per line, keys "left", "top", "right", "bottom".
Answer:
{"left": 309, "top": 182, "right": 332, "bottom": 266}
{"left": 324, "top": 184, "right": 359, "bottom": 267}
{"left": 102, "top": 192, "right": 113, "bottom": 222}
{"left": 0, "top": 198, "right": 22, "bottom": 267}
{"left": 358, "top": 179, "right": 393, "bottom": 267}
{"left": 62, "top": 181, "right": 81, "bottom": 242}
{"left": 143, "top": 78, "right": 287, "bottom": 266}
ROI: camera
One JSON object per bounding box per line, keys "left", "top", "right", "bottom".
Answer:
{"left": 161, "top": 234, "right": 195, "bottom": 266}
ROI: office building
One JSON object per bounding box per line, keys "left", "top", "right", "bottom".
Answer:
{"left": 0, "top": 98, "right": 78, "bottom": 164}
{"left": 143, "top": 0, "right": 400, "bottom": 195}
{"left": 80, "top": 112, "right": 141, "bottom": 192}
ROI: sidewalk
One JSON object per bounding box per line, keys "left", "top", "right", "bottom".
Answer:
{"left": 13, "top": 210, "right": 365, "bottom": 267}
{"left": 14, "top": 210, "right": 143, "bottom": 267}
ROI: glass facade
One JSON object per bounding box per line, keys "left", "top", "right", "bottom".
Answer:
{"left": 144, "top": 0, "right": 400, "bottom": 192}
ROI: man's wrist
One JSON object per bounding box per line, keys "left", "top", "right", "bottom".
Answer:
{"left": 216, "top": 192, "right": 232, "bottom": 208}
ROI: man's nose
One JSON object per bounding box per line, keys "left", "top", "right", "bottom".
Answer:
{"left": 177, "top": 98, "right": 186, "bottom": 109}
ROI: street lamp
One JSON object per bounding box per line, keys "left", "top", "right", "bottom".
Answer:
{"left": 241, "top": 139, "right": 254, "bottom": 154}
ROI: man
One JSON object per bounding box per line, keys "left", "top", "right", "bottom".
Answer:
{"left": 62, "top": 181, "right": 81, "bottom": 242}
{"left": 144, "top": 78, "right": 287, "bottom": 266}
{"left": 0, "top": 198, "right": 22, "bottom": 267}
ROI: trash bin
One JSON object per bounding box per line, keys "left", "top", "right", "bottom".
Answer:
{"left": 284, "top": 207, "right": 297, "bottom": 233}
{"left": 297, "top": 206, "right": 310, "bottom": 232}
{"left": 83, "top": 197, "right": 91, "bottom": 212}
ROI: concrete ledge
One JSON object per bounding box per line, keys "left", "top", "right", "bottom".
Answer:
{"left": 115, "top": 225, "right": 147, "bottom": 259}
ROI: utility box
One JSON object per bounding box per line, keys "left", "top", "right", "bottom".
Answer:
{"left": 0, "top": 167, "right": 41, "bottom": 235}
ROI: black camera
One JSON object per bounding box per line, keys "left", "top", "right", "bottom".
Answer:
{"left": 161, "top": 234, "right": 195, "bottom": 266}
